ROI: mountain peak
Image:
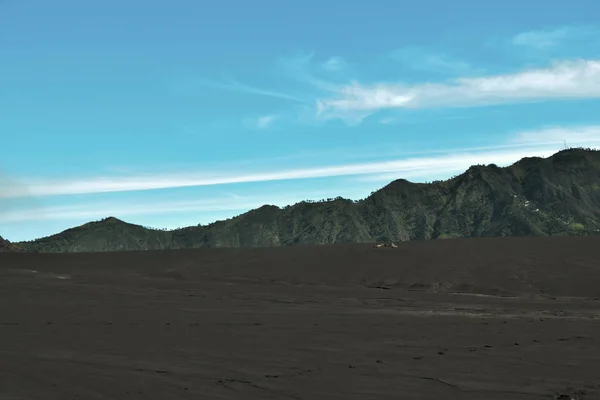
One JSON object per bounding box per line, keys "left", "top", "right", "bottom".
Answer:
{"left": 101, "top": 216, "right": 124, "bottom": 223}
{"left": 255, "top": 204, "right": 280, "bottom": 211}
{"left": 79, "top": 216, "right": 128, "bottom": 228}
{"left": 378, "top": 178, "right": 418, "bottom": 193}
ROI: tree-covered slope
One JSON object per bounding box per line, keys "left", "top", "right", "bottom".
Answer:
{"left": 17, "top": 148, "right": 600, "bottom": 252}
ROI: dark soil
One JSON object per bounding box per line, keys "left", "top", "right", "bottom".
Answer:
{"left": 1, "top": 236, "right": 599, "bottom": 399}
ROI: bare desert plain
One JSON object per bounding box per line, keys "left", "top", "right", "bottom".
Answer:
{"left": 1, "top": 236, "right": 600, "bottom": 400}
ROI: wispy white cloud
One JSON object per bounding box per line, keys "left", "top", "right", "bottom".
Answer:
{"left": 183, "top": 32, "right": 600, "bottom": 127}
{"left": 0, "top": 190, "right": 343, "bottom": 224}
{"left": 321, "top": 56, "right": 347, "bottom": 72}
{"left": 513, "top": 26, "right": 600, "bottom": 49}
{"left": 277, "top": 52, "right": 341, "bottom": 91}
{"left": 356, "top": 126, "right": 600, "bottom": 182}
{"left": 390, "top": 46, "right": 473, "bottom": 75}
{"left": 317, "top": 59, "right": 600, "bottom": 121}
{"left": 379, "top": 117, "right": 395, "bottom": 124}
{"left": 191, "top": 77, "right": 309, "bottom": 104}
{"left": 510, "top": 125, "right": 600, "bottom": 145}
{"left": 255, "top": 114, "right": 278, "bottom": 129}
{"left": 353, "top": 148, "right": 563, "bottom": 183}
{"left": 5, "top": 125, "right": 599, "bottom": 199}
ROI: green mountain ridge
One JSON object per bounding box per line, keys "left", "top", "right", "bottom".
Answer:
{"left": 16, "top": 148, "right": 600, "bottom": 253}
{"left": 0, "top": 235, "right": 22, "bottom": 252}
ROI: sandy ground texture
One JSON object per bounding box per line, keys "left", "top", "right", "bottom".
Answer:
{"left": 1, "top": 236, "right": 600, "bottom": 399}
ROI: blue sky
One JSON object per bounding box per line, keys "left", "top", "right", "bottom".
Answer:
{"left": 2, "top": 0, "right": 600, "bottom": 241}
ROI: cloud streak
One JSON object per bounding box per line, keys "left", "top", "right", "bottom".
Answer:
{"left": 5, "top": 126, "right": 600, "bottom": 199}
{"left": 0, "top": 190, "right": 344, "bottom": 224}
{"left": 316, "top": 59, "right": 600, "bottom": 120}
{"left": 277, "top": 52, "right": 340, "bottom": 91}
{"left": 321, "top": 56, "right": 347, "bottom": 72}
{"left": 193, "top": 77, "right": 309, "bottom": 105}
{"left": 513, "top": 26, "right": 600, "bottom": 49}
{"left": 390, "top": 46, "right": 473, "bottom": 75}
{"left": 511, "top": 125, "right": 600, "bottom": 144}
{"left": 255, "top": 114, "right": 278, "bottom": 129}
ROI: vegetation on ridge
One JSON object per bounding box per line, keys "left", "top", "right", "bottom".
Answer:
{"left": 15, "top": 148, "right": 600, "bottom": 253}
{"left": 0, "top": 235, "right": 22, "bottom": 252}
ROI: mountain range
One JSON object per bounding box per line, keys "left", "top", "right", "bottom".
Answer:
{"left": 12, "top": 147, "right": 600, "bottom": 253}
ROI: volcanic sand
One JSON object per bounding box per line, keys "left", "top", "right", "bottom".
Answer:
{"left": 1, "top": 236, "right": 599, "bottom": 399}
